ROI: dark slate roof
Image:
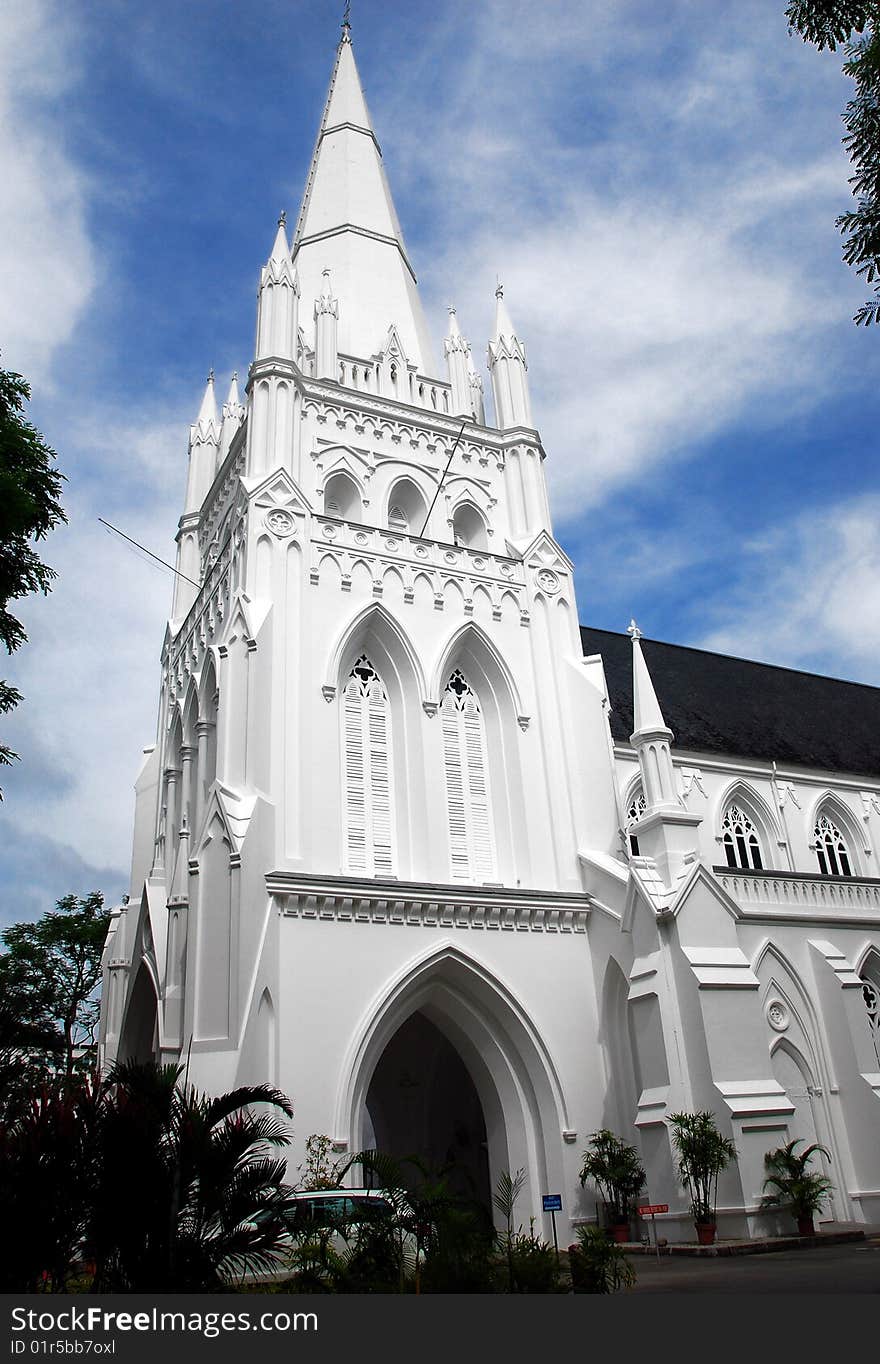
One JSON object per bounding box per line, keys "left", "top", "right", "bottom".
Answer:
{"left": 579, "top": 626, "right": 880, "bottom": 780}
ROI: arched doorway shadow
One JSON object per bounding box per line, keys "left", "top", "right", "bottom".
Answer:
{"left": 118, "top": 963, "right": 159, "bottom": 1064}
{"left": 336, "top": 944, "right": 568, "bottom": 1228}
{"left": 365, "top": 1011, "right": 491, "bottom": 1211}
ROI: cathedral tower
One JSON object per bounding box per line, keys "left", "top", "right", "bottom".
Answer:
{"left": 101, "top": 21, "right": 620, "bottom": 1231}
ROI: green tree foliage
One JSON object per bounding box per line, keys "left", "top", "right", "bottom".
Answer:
{"left": 0, "top": 892, "right": 110, "bottom": 1102}
{"left": 787, "top": 3, "right": 880, "bottom": 323}
{"left": 0, "top": 362, "right": 66, "bottom": 786}
{"left": 0, "top": 1062, "right": 295, "bottom": 1293}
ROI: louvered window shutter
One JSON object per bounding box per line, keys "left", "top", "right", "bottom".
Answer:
{"left": 441, "top": 672, "right": 496, "bottom": 882}
{"left": 343, "top": 657, "right": 395, "bottom": 875}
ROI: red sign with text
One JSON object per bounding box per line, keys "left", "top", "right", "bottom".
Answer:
{"left": 637, "top": 1204, "right": 669, "bottom": 1215}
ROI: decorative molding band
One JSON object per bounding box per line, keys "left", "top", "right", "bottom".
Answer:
{"left": 266, "top": 872, "right": 591, "bottom": 934}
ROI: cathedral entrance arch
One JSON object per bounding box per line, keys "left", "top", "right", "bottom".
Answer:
{"left": 365, "top": 1011, "right": 492, "bottom": 1210}
{"left": 336, "top": 944, "right": 567, "bottom": 1227}
{"left": 118, "top": 963, "right": 159, "bottom": 1064}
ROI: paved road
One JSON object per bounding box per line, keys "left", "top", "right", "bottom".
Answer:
{"left": 627, "top": 1241, "right": 880, "bottom": 1292}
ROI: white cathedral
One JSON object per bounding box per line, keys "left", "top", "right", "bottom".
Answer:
{"left": 99, "top": 23, "right": 880, "bottom": 1242}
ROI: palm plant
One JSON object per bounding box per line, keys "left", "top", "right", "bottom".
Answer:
{"left": 761, "top": 1138, "right": 834, "bottom": 1234}
{"left": 667, "top": 1110, "right": 737, "bottom": 1239}
{"left": 578, "top": 1129, "right": 645, "bottom": 1232}
{"left": 493, "top": 1167, "right": 526, "bottom": 1292}
{"left": 569, "top": 1224, "right": 636, "bottom": 1294}
{"left": 90, "top": 1060, "right": 294, "bottom": 1291}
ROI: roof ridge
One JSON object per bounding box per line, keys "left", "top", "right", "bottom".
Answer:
{"left": 579, "top": 624, "right": 880, "bottom": 694}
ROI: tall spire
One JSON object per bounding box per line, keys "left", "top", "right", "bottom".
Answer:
{"left": 292, "top": 29, "right": 436, "bottom": 375}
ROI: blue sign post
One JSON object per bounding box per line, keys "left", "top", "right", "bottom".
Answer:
{"left": 542, "top": 1194, "right": 563, "bottom": 1263}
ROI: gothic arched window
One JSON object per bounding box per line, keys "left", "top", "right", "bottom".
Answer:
{"left": 860, "top": 975, "right": 880, "bottom": 1070}
{"left": 388, "top": 505, "right": 408, "bottom": 533}
{"left": 441, "top": 670, "right": 496, "bottom": 882}
{"left": 721, "top": 803, "right": 764, "bottom": 871}
{"left": 626, "top": 787, "right": 646, "bottom": 857}
{"left": 813, "top": 811, "right": 852, "bottom": 877}
{"left": 342, "top": 656, "right": 394, "bottom": 876}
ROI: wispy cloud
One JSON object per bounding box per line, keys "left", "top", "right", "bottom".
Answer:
{"left": 697, "top": 496, "right": 880, "bottom": 686}
{"left": 0, "top": 2, "right": 95, "bottom": 386}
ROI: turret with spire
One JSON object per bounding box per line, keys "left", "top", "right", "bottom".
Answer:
{"left": 488, "top": 283, "right": 532, "bottom": 429}
{"left": 173, "top": 372, "right": 219, "bottom": 622}
{"left": 256, "top": 212, "right": 299, "bottom": 362}
{"left": 444, "top": 306, "right": 475, "bottom": 417}
{"left": 627, "top": 620, "right": 702, "bottom": 886}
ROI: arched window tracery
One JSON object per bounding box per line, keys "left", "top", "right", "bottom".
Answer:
{"left": 625, "top": 787, "right": 646, "bottom": 857}
{"left": 813, "top": 810, "right": 853, "bottom": 877}
{"left": 441, "top": 670, "right": 496, "bottom": 883}
{"left": 721, "top": 803, "right": 764, "bottom": 871}
{"left": 342, "top": 655, "right": 394, "bottom": 876}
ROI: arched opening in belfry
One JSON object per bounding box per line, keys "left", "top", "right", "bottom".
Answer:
{"left": 364, "top": 1010, "right": 492, "bottom": 1213}
{"left": 118, "top": 964, "right": 159, "bottom": 1065}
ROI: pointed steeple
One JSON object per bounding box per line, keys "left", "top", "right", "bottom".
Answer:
{"left": 195, "top": 369, "right": 218, "bottom": 433}
{"left": 314, "top": 267, "right": 339, "bottom": 380}
{"left": 444, "top": 306, "right": 473, "bottom": 417}
{"left": 488, "top": 284, "right": 532, "bottom": 428}
{"left": 630, "top": 619, "right": 669, "bottom": 736}
{"left": 292, "top": 30, "right": 436, "bottom": 375}
{"left": 256, "top": 213, "right": 299, "bottom": 361}
{"left": 183, "top": 372, "right": 220, "bottom": 516}
{"left": 627, "top": 620, "right": 701, "bottom": 887}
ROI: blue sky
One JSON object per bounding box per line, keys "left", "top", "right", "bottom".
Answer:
{"left": 1, "top": 0, "right": 878, "bottom": 925}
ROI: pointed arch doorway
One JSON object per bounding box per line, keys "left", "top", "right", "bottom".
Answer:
{"left": 339, "top": 945, "right": 568, "bottom": 1229}
{"left": 364, "top": 1010, "right": 491, "bottom": 1210}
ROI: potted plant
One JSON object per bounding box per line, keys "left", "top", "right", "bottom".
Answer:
{"left": 568, "top": 1225, "right": 636, "bottom": 1294}
{"left": 579, "top": 1129, "right": 645, "bottom": 1243}
{"left": 761, "top": 1138, "right": 834, "bottom": 1236}
{"left": 667, "top": 1111, "right": 737, "bottom": 1245}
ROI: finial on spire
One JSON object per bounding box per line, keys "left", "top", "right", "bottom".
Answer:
{"left": 628, "top": 618, "right": 642, "bottom": 641}
{"left": 207, "top": 368, "right": 214, "bottom": 384}
{"left": 278, "top": 209, "right": 287, "bottom": 228}
{"left": 342, "top": 0, "right": 352, "bottom": 39}
{"left": 495, "top": 280, "right": 504, "bottom": 299}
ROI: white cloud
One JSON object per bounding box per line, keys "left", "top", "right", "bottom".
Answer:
{"left": 697, "top": 495, "right": 880, "bottom": 685}
{"left": 0, "top": 2, "right": 95, "bottom": 388}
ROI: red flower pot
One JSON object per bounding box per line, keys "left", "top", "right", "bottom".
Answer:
{"left": 695, "top": 1222, "right": 716, "bottom": 1245}
{"left": 796, "top": 1215, "right": 815, "bottom": 1237}
{"left": 610, "top": 1222, "right": 629, "bottom": 1243}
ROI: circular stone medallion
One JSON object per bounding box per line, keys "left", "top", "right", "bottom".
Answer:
{"left": 766, "top": 1000, "right": 790, "bottom": 1033}
{"left": 265, "top": 509, "right": 294, "bottom": 537}
{"left": 536, "top": 568, "right": 559, "bottom": 593}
